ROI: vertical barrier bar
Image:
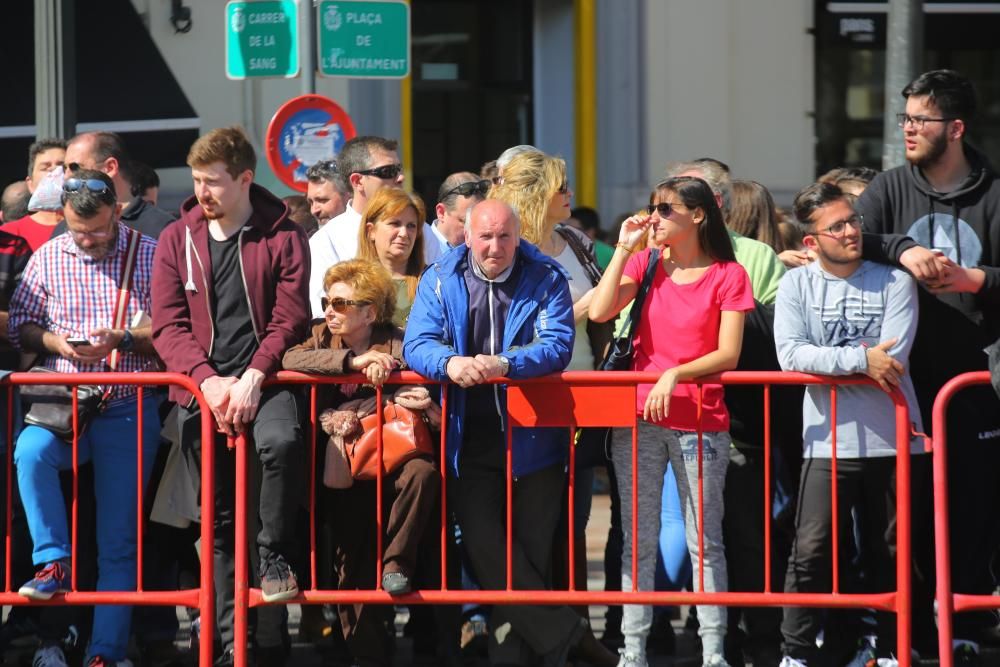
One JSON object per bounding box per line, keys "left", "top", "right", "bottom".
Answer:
{"left": 830, "top": 384, "right": 839, "bottom": 594}
{"left": 631, "top": 419, "right": 638, "bottom": 590}
{"left": 234, "top": 434, "right": 248, "bottom": 667}
{"left": 136, "top": 387, "right": 145, "bottom": 591}
{"left": 506, "top": 414, "right": 513, "bottom": 591}
{"left": 440, "top": 385, "right": 448, "bottom": 590}
{"left": 568, "top": 426, "right": 576, "bottom": 590}
{"left": 71, "top": 388, "right": 79, "bottom": 591}
{"left": 199, "top": 401, "right": 217, "bottom": 667}
{"left": 5, "top": 384, "right": 13, "bottom": 593}
{"left": 309, "top": 384, "right": 317, "bottom": 591}
{"left": 894, "top": 394, "right": 912, "bottom": 667}
{"left": 697, "top": 384, "right": 704, "bottom": 593}
{"left": 376, "top": 385, "right": 384, "bottom": 587}
{"left": 763, "top": 383, "right": 772, "bottom": 593}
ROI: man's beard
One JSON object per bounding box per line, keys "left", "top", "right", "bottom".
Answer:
{"left": 910, "top": 131, "right": 948, "bottom": 169}
{"left": 77, "top": 238, "right": 116, "bottom": 260}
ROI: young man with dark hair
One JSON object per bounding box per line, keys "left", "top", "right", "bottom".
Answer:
{"left": 857, "top": 69, "right": 1000, "bottom": 662}
{"left": 3, "top": 139, "right": 67, "bottom": 251}
{"left": 152, "top": 126, "right": 310, "bottom": 667}
{"left": 9, "top": 169, "right": 160, "bottom": 667}
{"left": 775, "top": 182, "right": 922, "bottom": 667}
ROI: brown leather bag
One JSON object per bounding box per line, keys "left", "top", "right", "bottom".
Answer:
{"left": 344, "top": 403, "right": 434, "bottom": 480}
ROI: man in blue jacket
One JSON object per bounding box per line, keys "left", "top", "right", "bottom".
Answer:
{"left": 404, "top": 200, "right": 616, "bottom": 667}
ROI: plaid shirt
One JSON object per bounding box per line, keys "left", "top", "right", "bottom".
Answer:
{"left": 9, "top": 222, "right": 158, "bottom": 402}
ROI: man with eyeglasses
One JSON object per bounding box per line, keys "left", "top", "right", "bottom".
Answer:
{"left": 773, "top": 181, "right": 921, "bottom": 667}
{"left": 430, "top": 172, "right": 488, "bottom": 254}
{"left": 857, "top": 69, "right": 1000, "bottom": 663}
{"left": 308, "top": 135, "right": 430, "bottom": 317}
{"left": 8, "top": 169, "right": 161, "bottom": 667}
{"left": 63, "top": 132, "right": 174, "bottom": 240}
{"left": 305, "top": 160, "right": 348, "bottom": 227}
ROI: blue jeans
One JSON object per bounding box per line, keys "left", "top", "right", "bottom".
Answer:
{"left": 14, "top": 398, "right": 161, "bottom": 661}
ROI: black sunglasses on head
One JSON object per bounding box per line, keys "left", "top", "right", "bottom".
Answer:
{"left": 356, "top": 163, "right": 403, "bottom": 180}
{"left": 444, "top": 179, "right": 490, "bottom": 199}
{"left": 63, "top": 178, "right": 113, "bottom": 195}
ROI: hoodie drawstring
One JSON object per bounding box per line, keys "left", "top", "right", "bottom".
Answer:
{"left": 184, "top": 227, "right": 198, "bottom": 292}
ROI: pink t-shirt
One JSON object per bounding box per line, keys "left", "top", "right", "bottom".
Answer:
{"left": 624, "top": 248, "right": 754, "bottom": 432}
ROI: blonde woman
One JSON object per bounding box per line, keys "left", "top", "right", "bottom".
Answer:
{"left": 356, "top": 188, "right": 426, "bottom": 328}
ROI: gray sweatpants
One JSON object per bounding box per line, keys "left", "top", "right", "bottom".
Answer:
{"left": 612, "top": 420, "right": 730, "bottom": 659}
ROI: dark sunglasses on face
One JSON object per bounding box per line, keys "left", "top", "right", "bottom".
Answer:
{"left": 356, "top": 163, "right": 403, "bottom": 180}
{"left": 646, "top": 202, "right": 680, "bottom": 217}
{"left": 444, "top": 179, "right": 491, "bottom": 199}
{"left": 63, "top": 178, "right": 113, "bottom": 195}
{"left": 322, "top": 297, "right": 371, "bottom": 313}
{"left": 558, "top": 182, "right": 571, "bottom": 195}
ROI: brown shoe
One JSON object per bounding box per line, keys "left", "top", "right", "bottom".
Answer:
{"left": 259, "top": 553, "right": 298, "bottom": 602}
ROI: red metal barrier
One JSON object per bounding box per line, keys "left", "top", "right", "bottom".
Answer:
{"left": 931, "top": 371, "right": 992, "bottom": 667}
{"left": 2, "top": 372, "right": 216, "bottom": 667}
{"left": 229, "top": 370, "right": 913, "bottom": 667}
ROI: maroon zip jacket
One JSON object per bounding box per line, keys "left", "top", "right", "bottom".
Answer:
{"left": 151, "top": 183, "right": 310, "bottom": 407}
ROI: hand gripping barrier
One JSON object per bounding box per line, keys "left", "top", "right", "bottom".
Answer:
{"left": 931, "top": 371, "right": 992, "bottom": 667}
{"left": 229, "top": 370, "right": 913, "bottom": 667}
{"left": 2, "top": 372, "right": 216, "bottom": 667}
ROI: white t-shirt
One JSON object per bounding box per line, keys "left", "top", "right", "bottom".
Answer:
{"left": 553, "top": 242, "right": 595, "bottom": 371}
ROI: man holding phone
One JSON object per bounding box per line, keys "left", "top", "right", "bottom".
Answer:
{"left": 7, "top": 169, "right": 160, "bottom": 667}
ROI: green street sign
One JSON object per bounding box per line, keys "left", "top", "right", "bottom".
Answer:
{"left": 317, "top": 1, "right": 410, "bottom": 79}
{"left": 225, "top": 1, "right": 300, "bottom": 80}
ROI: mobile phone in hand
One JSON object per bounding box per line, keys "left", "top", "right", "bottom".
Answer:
{"left": 67, "top": 337, "right": 90, "bottom": 347}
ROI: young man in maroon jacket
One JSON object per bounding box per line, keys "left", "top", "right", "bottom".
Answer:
{"left": 151, "top": 127, "right": 310, "bottom": 666}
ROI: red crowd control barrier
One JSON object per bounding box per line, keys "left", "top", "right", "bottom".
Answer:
{"left": 2, "top": 372, "right": 216, "bottom": 667}
{"left": 230, "top": 370, "right": 914, "bottom": 667}
{"left": 931, "top": 371, "right": 992, "bottom": 667}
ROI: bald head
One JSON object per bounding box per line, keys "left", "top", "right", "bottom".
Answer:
{"left": 466, "top": 200, "right": 520, "bottom": 279}
{"left": 1, "top": 181, "right": 30, "bottom": 222}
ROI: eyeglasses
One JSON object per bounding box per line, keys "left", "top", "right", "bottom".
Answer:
{"left": 64, "top": 178, "right": 113, "bottom": 195}
{"left": 69, "top": 227, "right": 115, "bottom": 240}
{"left": 558, "top": 182, "right": 571, "bottom": 195}
{"left": 356, "top": 163, "right": 403, "bottom": 180}
{"left": 646, "top": 202, "right": 682, "bottom": 217}
{"left": 443, "top": 179, "right": 491, "bottom": 199}
{"left": 321, "top": 297, "right": 371, "bottom": 313}
{"left": 896, "top": 113, "right": 956, "bottom": 130}
{"left": 812, "top": 214, "right": 863, "bottom": 238}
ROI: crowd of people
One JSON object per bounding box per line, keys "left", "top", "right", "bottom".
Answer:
{"left": 0, "top": 67, "right": 997, "bottom": 667}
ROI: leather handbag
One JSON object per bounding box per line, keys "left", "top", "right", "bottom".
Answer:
{"left": 345, "top": 403, "right": 434, "bottom": 480}
{"left": 576, "top": 249, "right": 661, "bottom": 466}
{"left": 20, "top": 228, "right": 141, "bottom": 441}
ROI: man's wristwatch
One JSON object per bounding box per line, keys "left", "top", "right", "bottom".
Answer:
{"left": 497, "top": 355, "right": 510, "bottom": 376}
{"left": 117, "top": 328, "right": 134, "bottom": 351}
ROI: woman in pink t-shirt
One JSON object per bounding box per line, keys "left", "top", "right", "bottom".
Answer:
{"left": 590, "top": 176, "right": 753, "bottom": 667}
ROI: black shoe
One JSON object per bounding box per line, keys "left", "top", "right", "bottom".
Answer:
{"left": 213, "top": 650, "right": 234, "bottom": 667}
{"left": 954, "top": 642, "right": 981, "bottom": 667}
{"left": 141, "top": 639, "right": 186, "bottom": 667}
{"left": 0, "top": 609, "right": 39, "bottom": 650}
{"left": 256, "top": 644, "right": 288, "bottom": 667}
{"left": 568, "top": 620, "right": 619, "bottom": 667}
{"left": 259, "top": 553, "right": 298, "bottom": 603}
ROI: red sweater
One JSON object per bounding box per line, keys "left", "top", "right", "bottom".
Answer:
{"left": 151, "top": 184, "right": 311, "bottom": 407}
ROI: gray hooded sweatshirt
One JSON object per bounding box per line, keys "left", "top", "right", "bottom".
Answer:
{"left": 774, "top": 260, "right": 923, "bottom": 459}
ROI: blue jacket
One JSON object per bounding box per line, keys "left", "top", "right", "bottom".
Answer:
{"left": 403, "top": 241, "right": 575, "bottom": 477}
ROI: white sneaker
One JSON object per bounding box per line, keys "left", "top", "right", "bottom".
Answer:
{"left": 876, "top": 658, "right": 899, "bottom": 667}
{"left": 33, "top": 645, "right": 68, "bottom": 667}
{"left": 779, "top": 657, "right": 809, "bottom": 667}
{"left": 617, "top": 650, "right": 649, "bottom": 667}
{"left": 704, "top": 654, "right": 731, "bottom": 667}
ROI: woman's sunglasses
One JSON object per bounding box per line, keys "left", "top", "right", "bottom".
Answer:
{"left": 322, "top": 297, "right": 371, "bottom": 313}
{"left": 646, "top": 202, "right": 680, "bottom": 217}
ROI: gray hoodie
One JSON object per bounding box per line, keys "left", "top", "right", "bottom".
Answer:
{"left": 774, "top": 260, "right": 923, "bottom": 458}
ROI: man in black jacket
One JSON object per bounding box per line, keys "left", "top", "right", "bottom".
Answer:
{"left": 858, "top": 68, "right": 1000, "bottom": 663}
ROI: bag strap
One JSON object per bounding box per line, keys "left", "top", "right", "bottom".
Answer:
{"left": 620, "top": 248, "right": 660, "bottom": 342}
{"left": 554, "top": 225, "right": 603, "bottom": 287}
{"left": 106, "top": 228, "right": 141, "bottom": 371}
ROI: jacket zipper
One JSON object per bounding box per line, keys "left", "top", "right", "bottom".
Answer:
{"left": 237, "top": 227, "right": 263, "bottom": 342}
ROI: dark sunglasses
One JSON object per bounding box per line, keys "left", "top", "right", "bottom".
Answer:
{"left": 646, "top": 202, "right": 681, "bottom": 217}
{"left": 321, "top": 297, "right": 371, "bottom": 313}
{"left": 558, "top": 182, "right": 571, "bottom": 195}
{"left": 444, "top": 179, "right": 490, "bottom": 199}
{"left": 356, "top": 163, "right": 403, "bottom": 180}
{"left": 64, "top": 178, "right": 113, "bottom": 195}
